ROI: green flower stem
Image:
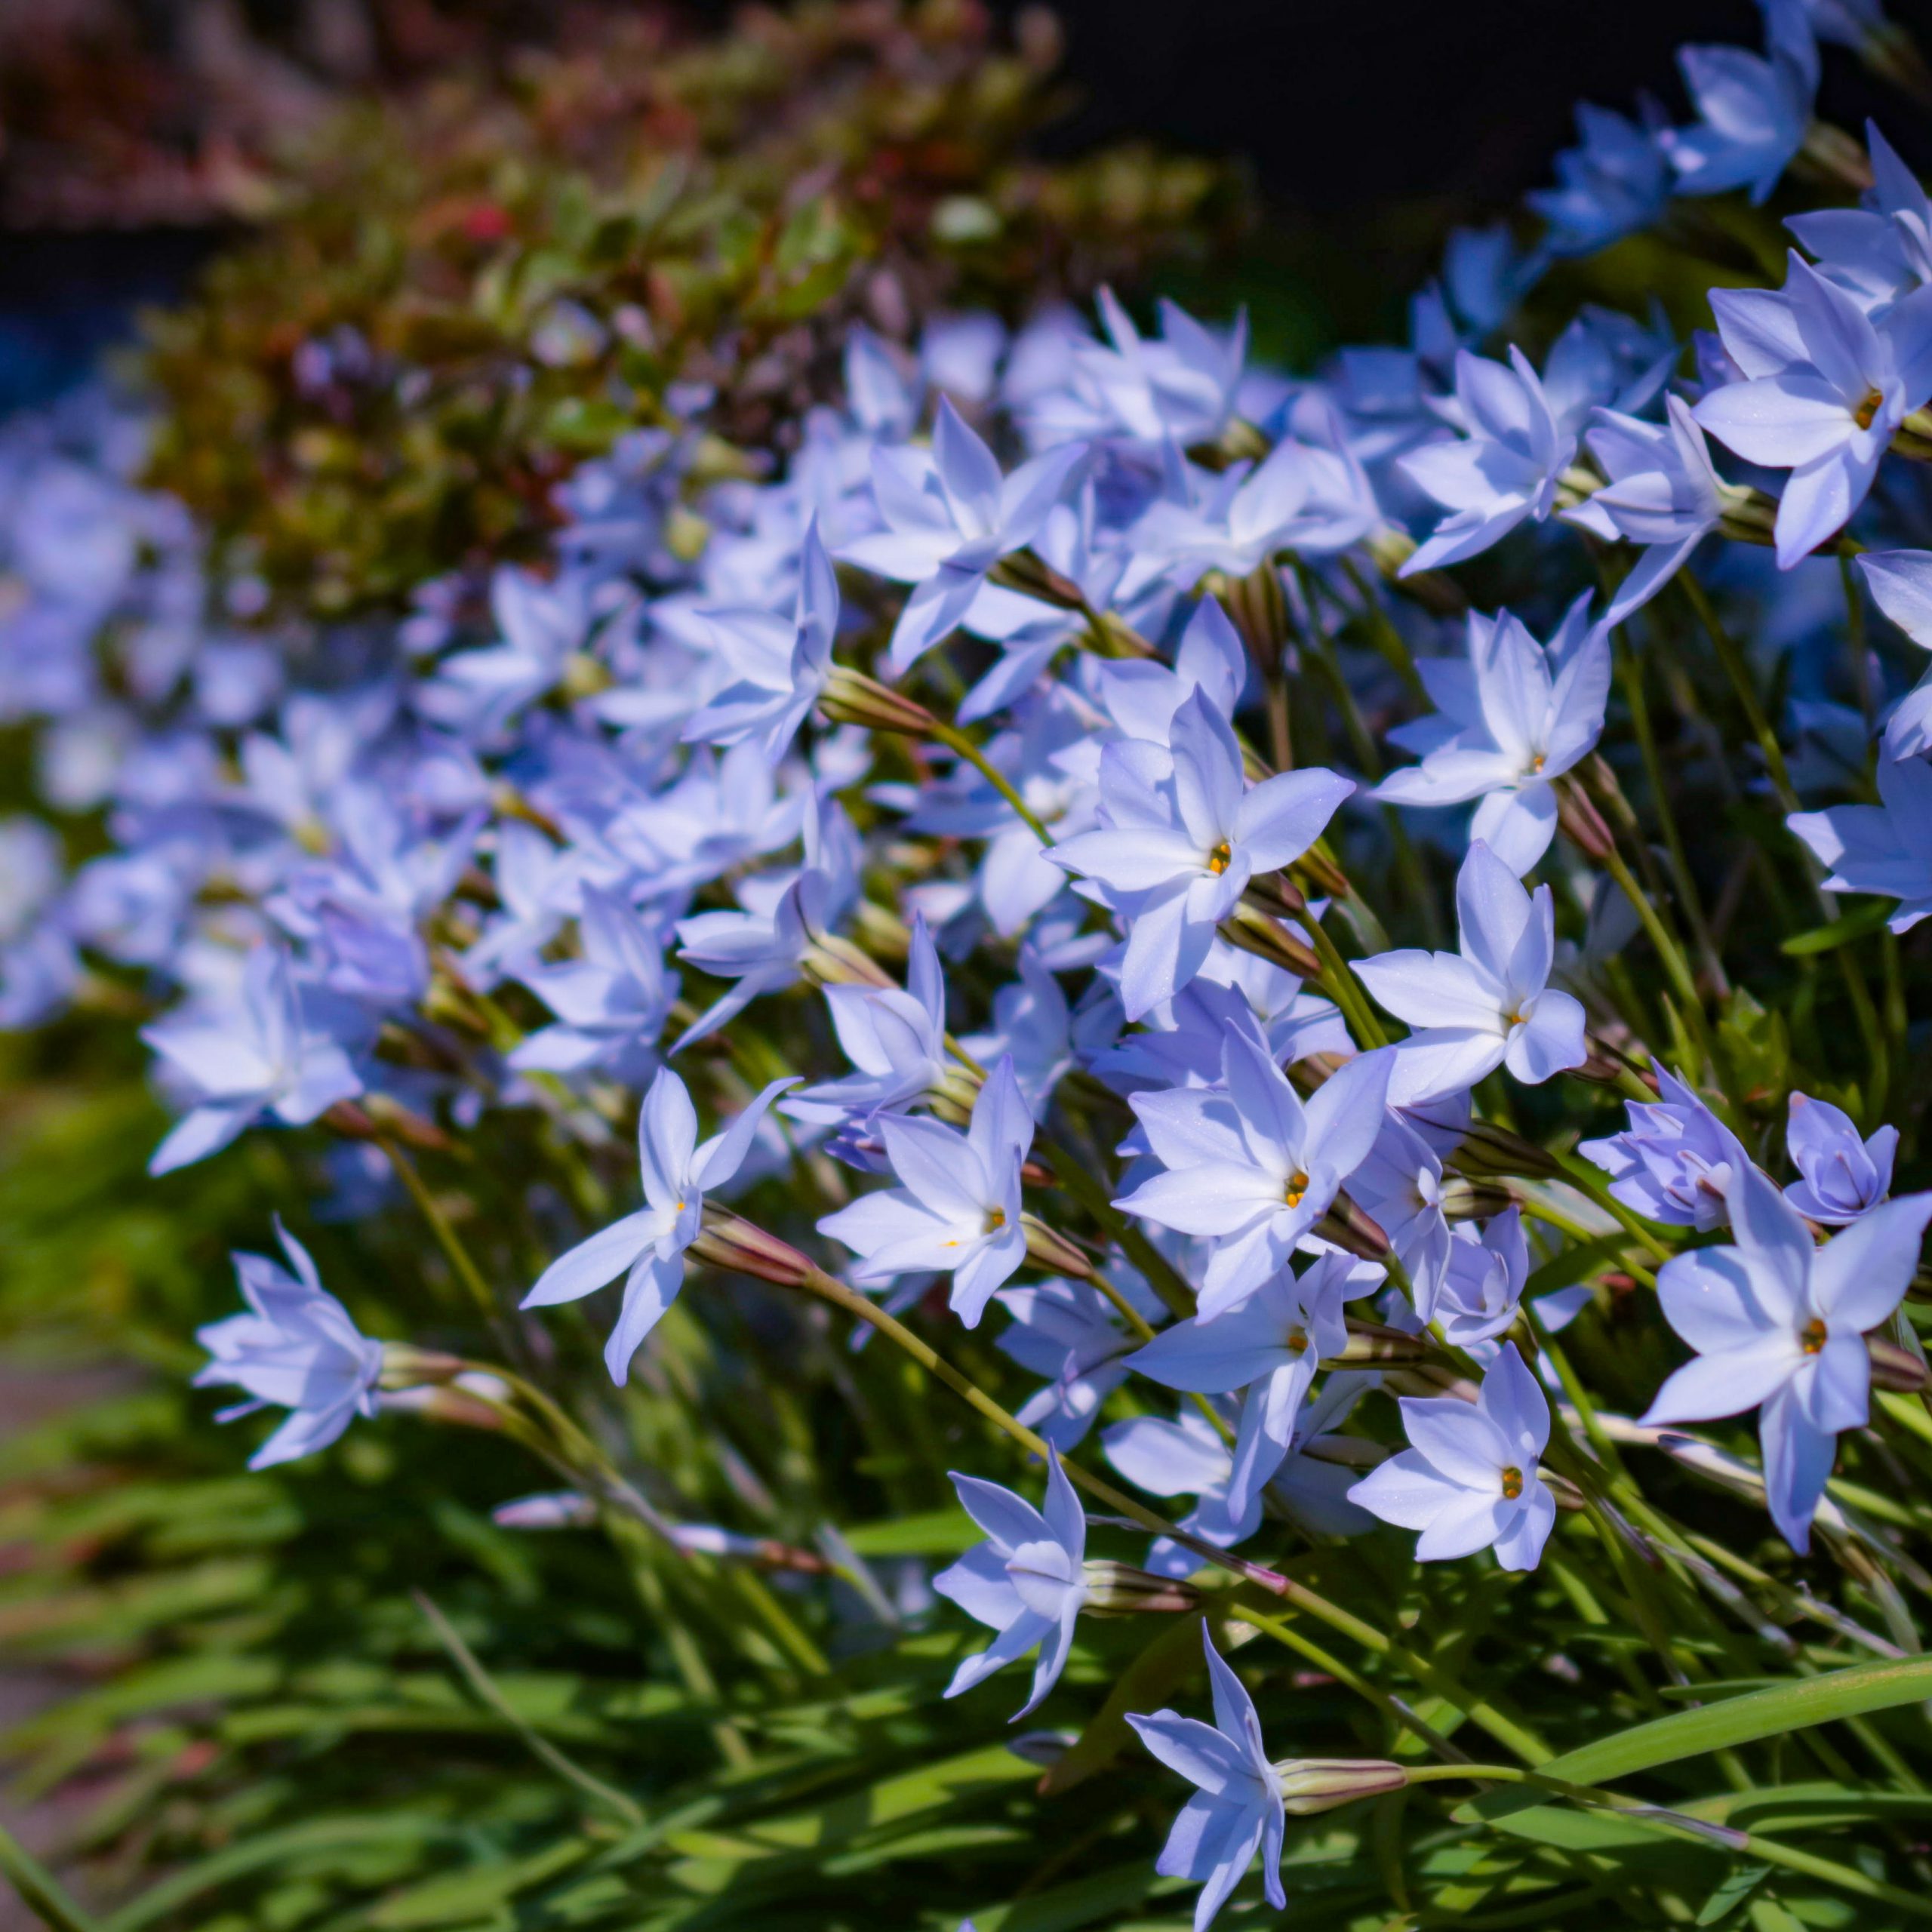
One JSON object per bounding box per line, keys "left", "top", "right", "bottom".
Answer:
{"left": 1231, "top": 1601, "right": 1473, "bottom": 1765}
{"left": 1592, "top": 840, "right": 1727, "bottom": 1091}
{"left": 1035, "top": 1131, "right": 1198, "bottom": 1321}
{"left": 1337, "top": 554, "right": 1429, "bottom": 703}
{"left": 1302, "top": 908, "right": 1390, "bottom": 1048}
{"left": 1550, "top": 1152, "right": 1675, "bottom": 1266}
{"left": 1515, "top": 1197, "right": 1657, "bottom": 1291}
{"left": 924, "top": 718, "right": 1053, "bottom": 844}
{"left": 788, "top": 1260, "right": 1551, "bottom": 1767}
{"left": 1617, "top": 635, "right": 1727, "bottom": 995}
{"left": 375, "top": 1131, "right": 503, "bottom": 1330}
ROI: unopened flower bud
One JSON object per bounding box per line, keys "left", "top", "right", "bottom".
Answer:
{"left": 1272, "top": 1758, "right": 1408, "bottom": 1814}
{"left": 1023, "top": 1214, "right": 1096, "bottom": 1280}
{"left": 1869, "top": 1336, "right": 1929, "bottom": 1394}
{"left": 1312, "top": 1194, "right": 1390, "bottom": 1263}
{"left": 494, "top": 1491, "right": 597, "bottom": 1529}
{"left": 1555, "top": 774, "right": 1616, "bottom": 862}
{"left": 379, "top": 1343, "right": 466, "bottom": 1389}
{"left": 691, "top": 1207, "right": 817, "bottom": 1289}
{"left": 1079, "top": 1561, "right": 1202, "bottom": 1615}
{"left": 988, "top": 547, "right": 1088, "bottom": 610}
{"left": 1331, "top": 1319, "right": 1428, "bottom": 1366}
{"left": 804, "top": 931, "right": 899, "bottom": 991}
{"left": 820, "top": 664, "right": 937, "bottom": 737}
{"left": 1221, "top": 903, "right": 1321, "bottom": 980}
{"left": 1438, "top": 1177, "right": 1514, "bottom": 1222}
{"left": 1447, "top": 1118, "right": 1563, "bottom": 1181}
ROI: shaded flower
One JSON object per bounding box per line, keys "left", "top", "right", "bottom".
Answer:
{"left": 1579, "top": 1067, "right": 1751, "bottom": 1230}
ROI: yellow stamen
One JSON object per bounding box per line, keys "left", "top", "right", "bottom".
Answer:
{"left": 1855, "top": 386, "right": 1884, "bottom": 430}
{"left": 1800, "top": 1318, "right": 1827, "bottom": 1355}
{"left": 1500, "top": 1465, "right": 1524, "bottom": 1500}
{"left": 1284, "top": 1169, "right": 1309, "bottom": 1208}
{"left": 983, "top": 1206, "right": 1008, "bottom": 1234}
{"left": 1206, "top": 841, "right": 1233, "bottom": 875}
{"left": 1284, "top": 1325, "right": 1309, "bottom": 1356}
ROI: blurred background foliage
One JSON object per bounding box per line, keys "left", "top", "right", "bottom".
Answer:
{"left": 14, "top": 4, "right": 1932, "bottom": 1930}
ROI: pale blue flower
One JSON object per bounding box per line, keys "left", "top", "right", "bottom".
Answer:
{"left": 1784, "top": 1090, "right": 1897, "bottom": 1223}
{"left": 1126, "top": 1626, "right": 1285, "bottom": 1932}
{"left": 143, "top": 947, "right": 363, "bottom": 1174}
{"left": 1431, "top": 1208, "right": 1530, "bottom": 1349}
{"left": 1662, "top": 15, "right": 1817, "bottom": 205}
{"left": 680, "top": 521, "right": 840, "bottom": 761}
{"left": 1050, "top": 688, "right": 1353, "bottom": 1020}
{"left": 1528, "top": 102, "right": 1672, "bottom": 257}
{"left": 1564, "top": 396, "right": 1729, "bottom": 626}
{"left": 1348, "top": 1342, "right": 1557, "bottom": 1569}
{"left": 1398, "top": 347, "right": 1577, "bottom": 572}
{"left": 523, "top": 1068, "right": 797, "bottom": 1383}
{"left": 509, "top": 887, "right": 675, "bottom": 1082}
{"left": 1372, "top": 595, "right": 1608, "bottom": 874}
{"left": 672, "top": 795, "right": 860, "bottom": 1048}
{"left": 1789, "top": 748, "right": 1932, "bottom": 928}
{"left": 1695, "top": 255, "right": 1932, "bottom": 566}
{"left": 817, "top": 1056, "right": 1033, "bottom": 1327}
{"left": 463, "top": 820, "right": 586, "bottom": 988}
{"left": 934, "top": 1451, "right": 1086, "bottom": 1716}
{"left": 1579, "top": 1067, "right": 1749, "bottom": 1231}
{"left": 838, "top": 398, "right": 1088, "bottom": 674}
{"left": 1789, "top": 122, "right": 1932, "bottom": 312}
{"left": 1355, "top": 841, "right": 1589, "bottom": 1106}
{"left": 1642, "top": 1164, "right": 1932, "bottom": 1550}
{"left": 1126, "top": 1251, "right": 1383, "bottom": 1527}
{"left": 422, "top": 565, "right": 597, "bottom": 735}
{"left": 195, "top": 1220, "right": 384, "bottom": 1469}
{"left": 1115, "top": 1033, "right": 1393, "bottom": 1317}
{"left": 785, "top": 913, "right": 950, "bottom": 1140}
{"left": 995, "top": 1263, "right": 1166, "bottom": 1449}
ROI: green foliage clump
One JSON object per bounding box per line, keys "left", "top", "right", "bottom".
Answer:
{"left": 137, "top": 0, "right": 1243, "bottom": 619}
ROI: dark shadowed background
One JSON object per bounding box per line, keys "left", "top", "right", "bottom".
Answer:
{"left": 2, "top": 0, "right": 1930, "bottom": 390}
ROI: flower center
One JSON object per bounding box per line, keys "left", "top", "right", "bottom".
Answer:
{"left": 1284, "top": 1324, "right": 1309, "bottom": 1356}
{"left": 1800, "top": 1317, "right": 1827, "bottom": 1355}
{"left": 1855, "top": 386, "right": 1884, "bottom": 430}
{"left": 1284, "top": 1169, "right": 1309, "bottom": 1208}
{"left": 1529, "top": 752, "right": 1546, "bottom": 774}
{"left": 1500, "top": 1465, "right": 1524, "bottom": 1501}
{"left": 983, "top": 1205, "right": 1008, "bottom": 1234}
{"left": 1206, "top": 840, "right": 1233, "bottom": 875}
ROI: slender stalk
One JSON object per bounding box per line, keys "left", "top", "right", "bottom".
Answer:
{"left": 376, "top": 1131, "right": 502, "bottom": 1328}
{"left": 925, "top": 719, "right": 1052, "bottom": 844}
{"left": 1303, "top": 909, "right": 1390, "bottom": 1048}
{"left": 0, "top": 1820, "right": 103, "bottom": 1932}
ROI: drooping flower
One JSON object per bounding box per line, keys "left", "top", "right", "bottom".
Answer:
{"left": 195, "top": 1220, "right": 385, "bottom": 1469}
{"left": 1372, "top": 597, "right": 1609, "bottom": 874}
{"left": 1527, "top": 102, "right": 1672, "bottom": 257}
{"left": 1049, "top": 688, "right": 1353, "bottom": 1020}
{"left": 522, "top": 1068, "right": 798, "bottom": 1383}
{"left": 1348, "top": 1342, "right": 1558, "bottom": 1570}
{"left": 816, "top": 1056, "right": 1032, "bottom": 1327}
{"left": 1115, "top": 1034, "right": 1393, "bottom": 1317}
{"left": 933, "top": 1451, "right": 1087, "bottom": 1716}
{"left": 1641, "top": 1164, "right": 1932, "bottom": 1549}
{"left": 1784, "top": 1090, "right": 1897, "bottom": 1224}
{"left": 1127, "top": 1626, "right": 1285, "bottom": 1932}
{"left": 1355, "top": 841, "right": 1590, "bottom": 1106}
{"left": 1578, "top": 1067, "right": 1751, "bottom": 1231}
{"left": 1430, "top": 1208, "right": 1530, "bottom": 1350}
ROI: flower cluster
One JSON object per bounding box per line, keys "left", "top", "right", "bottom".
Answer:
{"left": 14, "top": 2, "right": 1932, "bottom": 1924}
